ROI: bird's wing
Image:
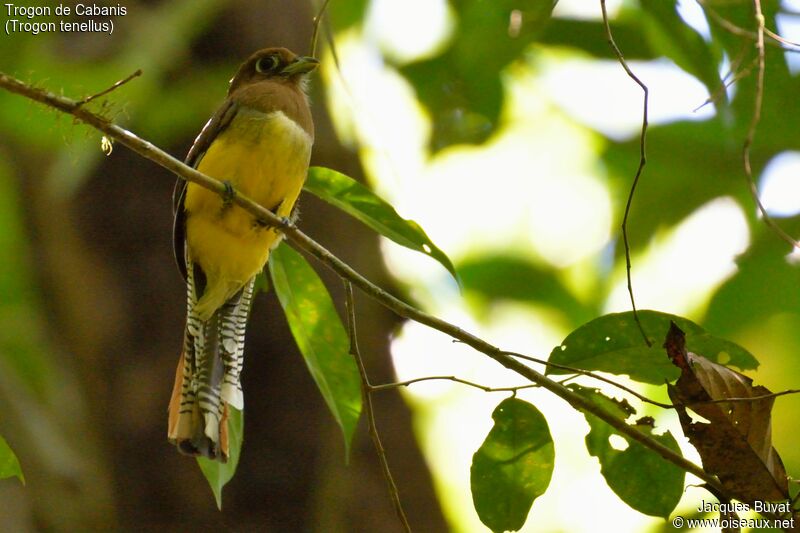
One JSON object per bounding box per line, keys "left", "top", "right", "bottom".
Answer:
{"left": 173, "top": 100, "right": 240, "bottom": 281}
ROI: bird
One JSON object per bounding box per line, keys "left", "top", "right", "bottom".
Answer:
{"left": 168, "top": 47, "right": 318, "bottom": 462}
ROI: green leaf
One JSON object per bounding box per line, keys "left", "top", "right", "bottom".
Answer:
{"left": 328, "top": 0, "right": 368, "bottom": 31}
{"left": 269, "top": 244, "right": 362, "bottom": 457}
{"left": 399, "top": 0, "right": 556, "bottom": 151}
{"left": 305, "top": 167, "right": 459, "bottom": 284}
{"left": 704, "top": 217, "right": 800, "bottom": 335}
{"left": 197, "top": 407, "right": 243, "bottom": 509}
{"left": 699, "top": 1, "right": 795, "bottom": 141}
{"left": 639, "top": 0, "right": 723, "bottom": 103}
{"left": 252, "top": 270, "right": 271, "bottom": 296}
{"left": 457, "top": 254, "right": 593, "bottom": 323}
{"left": 471, "top": 398, "right": 554, "bottom": 533}
{"left": 547, "top": 310, "right": 758, "bottom": 384}
{"left": 539, "top": 17, "right": 656, "bottom": 60}
{"left": 699, "top": 0, "right": 784, "bottom": 75}
{"left": 603, "top": 119, "right": 743, "bottom": 259}
{"left": 570, "top": 385, "right": 684, "bottom": 518}
{"left": 402, "top": 54, "right": 500, "bottom": 149}
{"left": 0, "top": 435, "right": 24, "bottom": 484}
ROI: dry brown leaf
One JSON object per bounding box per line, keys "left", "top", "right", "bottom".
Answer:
{"left": 720, "top": 505, "right": 741, "bottom": 533}
{"left": 664, "top": 322, "right": 789, "bottom": 504}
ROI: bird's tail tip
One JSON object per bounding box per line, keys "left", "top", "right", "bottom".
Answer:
{"left": 167, "top": 350, "right": 230, "bottom": 462}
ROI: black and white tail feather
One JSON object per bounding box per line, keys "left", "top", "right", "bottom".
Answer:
{"left": 168, "top": 255, "right": 254, "bottom": 462}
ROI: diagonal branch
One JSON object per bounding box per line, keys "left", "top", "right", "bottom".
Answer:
{"left": 0, "top": 70, "right": 735, "bottom": 504}
{"left": 698, "top": 0, "right": 800, "bottom": 52}
{"left": 76, "top": 69, "right": 142, "bottom": 107}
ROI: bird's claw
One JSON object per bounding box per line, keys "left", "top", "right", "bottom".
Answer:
{"left": 222, "top": 180, "right": 235, "bottom": 208}
{"left": 254, "top": 204, "right": 289, "bottom": 229}
{"left": 255, "top": 215, "right": 290, "bottom": 229}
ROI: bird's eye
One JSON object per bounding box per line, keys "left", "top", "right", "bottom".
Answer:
{"left": 255, "top": 55, "right": 280, "bottom": 73}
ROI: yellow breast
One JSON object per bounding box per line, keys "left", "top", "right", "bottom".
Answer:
{"left": 184, "top": 108, "right": 312, "bottom": 317}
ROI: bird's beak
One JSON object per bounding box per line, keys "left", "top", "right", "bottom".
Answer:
{"left": 281, "top": 56, "right": 320, "bottom": 76}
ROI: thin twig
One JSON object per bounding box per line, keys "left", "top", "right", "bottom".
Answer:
{"left": 0, "top": 70, "right": 736, "bottom": 505}
{"left": 743, "top": 0, "right": 800, "bottom": 250}
{"left": 701, "top": 0, "right": 760, "bottom": 40}
{"left": 371, "top": 375, "right": 539, "bottom": 394}
{"left": 695, "top": 0, "right": 800, "bottom": 248}
{"left": 698, "top": 0, "right": 800, "bottom": 52}
{"left": 76, "top": 69, "right": 142, "bottom": 107}
{"left": 309, "top": 0, "right": 332, "bottom": 58}
{"left": 693, "top": 44, "right": 754, "bottom": 113}
{"left": 765, "top": 27, "right": 800, "bottom": 50}
{"left": 508, "top": 350, "right": 800, "bottom": 408}
{"left": 504, "top": 351, "right": 675, "bottom": 409}
{"left": 376, "top": 363, "right": 800, "bottom": 410}
{"left": 343, "top": 282, "right": 411, "bottom": 533}
{"left": 600, "top": 0, "right": 651, "bottom": 347}
{"left": 694, "top": 388, "right": 800, "bottom": 405}
{"left": 790, "top": 490, "right": 800, "bottom": 510}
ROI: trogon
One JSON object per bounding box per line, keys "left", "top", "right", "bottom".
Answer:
{"left": 169, "top": 47, "right": 318, "bottom": 461}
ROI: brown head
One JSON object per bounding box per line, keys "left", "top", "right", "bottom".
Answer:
{"left": 226, "top": 47, "right": 318, "bottom": 137}
{"left": 228, "top": 47, "right": 319, "bottom": 94}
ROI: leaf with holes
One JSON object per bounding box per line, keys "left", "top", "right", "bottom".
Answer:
{"left": 305, "top": 167, "right": 459, "bottom": 284}
{"left": 547, "top": 310, "right": 758, "bottom": 384}
{"left": 570, "top": 385, "right": 684, "bottom": 518}
{"left": 665, "top": 323, "right": 789, "bottom": 504}
{"left": 471, "top": 398, "right": 554, "bottom": 533}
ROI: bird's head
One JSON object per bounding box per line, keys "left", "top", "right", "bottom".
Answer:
{"left": 228, "top": 47, "right": 319, "bottom": 95}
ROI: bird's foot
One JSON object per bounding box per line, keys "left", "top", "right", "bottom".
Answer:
{"left": 221, "top": 180, "right": 236, "bottom": 208}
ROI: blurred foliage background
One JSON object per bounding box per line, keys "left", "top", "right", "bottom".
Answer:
{"left": 1, "top": 0, "right": 800, "bottom": 531}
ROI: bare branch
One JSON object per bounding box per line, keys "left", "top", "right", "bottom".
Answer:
{"left": 309, "top": 0, "right": 332, "bottom": 58}
{"left": 698, "top": 0, "right": 800, "bottom": 52}
{"left": 743, "top": 0, "right": 799, "bottom": 250}
{"left": 76, "top": 69, "right": 142, "bottom": 107}
{"left": 600, "top": 0, "right": 651, "bottom": 346}
{"left": 765, "top": 27, "right": 800, "bottom": 50}
{"left": 344, "top": 282, "right": 411, "bottom": 533}
{"left": 507, "top": 350, "right": 800, "bottom": 408}
{"left": 504, "top": 351, "right": 675, "bottom": 409}
{"left": 693, "top": 388, "right": 800, "bottom": 405}
{"left": 693, "top": 45, "right": 756, "bottom": 113}
{"left": 371, "top": 375, "right": 539, "bottom": 394}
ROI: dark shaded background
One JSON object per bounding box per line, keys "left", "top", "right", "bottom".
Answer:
{"left": 0, "top": 0, "right": 446, "bottom": 530}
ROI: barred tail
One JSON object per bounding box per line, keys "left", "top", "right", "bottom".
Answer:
{"left": 168, "top": 261, "right": 255, "bottom": 462}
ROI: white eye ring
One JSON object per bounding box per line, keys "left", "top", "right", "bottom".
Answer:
{"left": 256, "top": 55, "right": 280, "bottom": 73}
